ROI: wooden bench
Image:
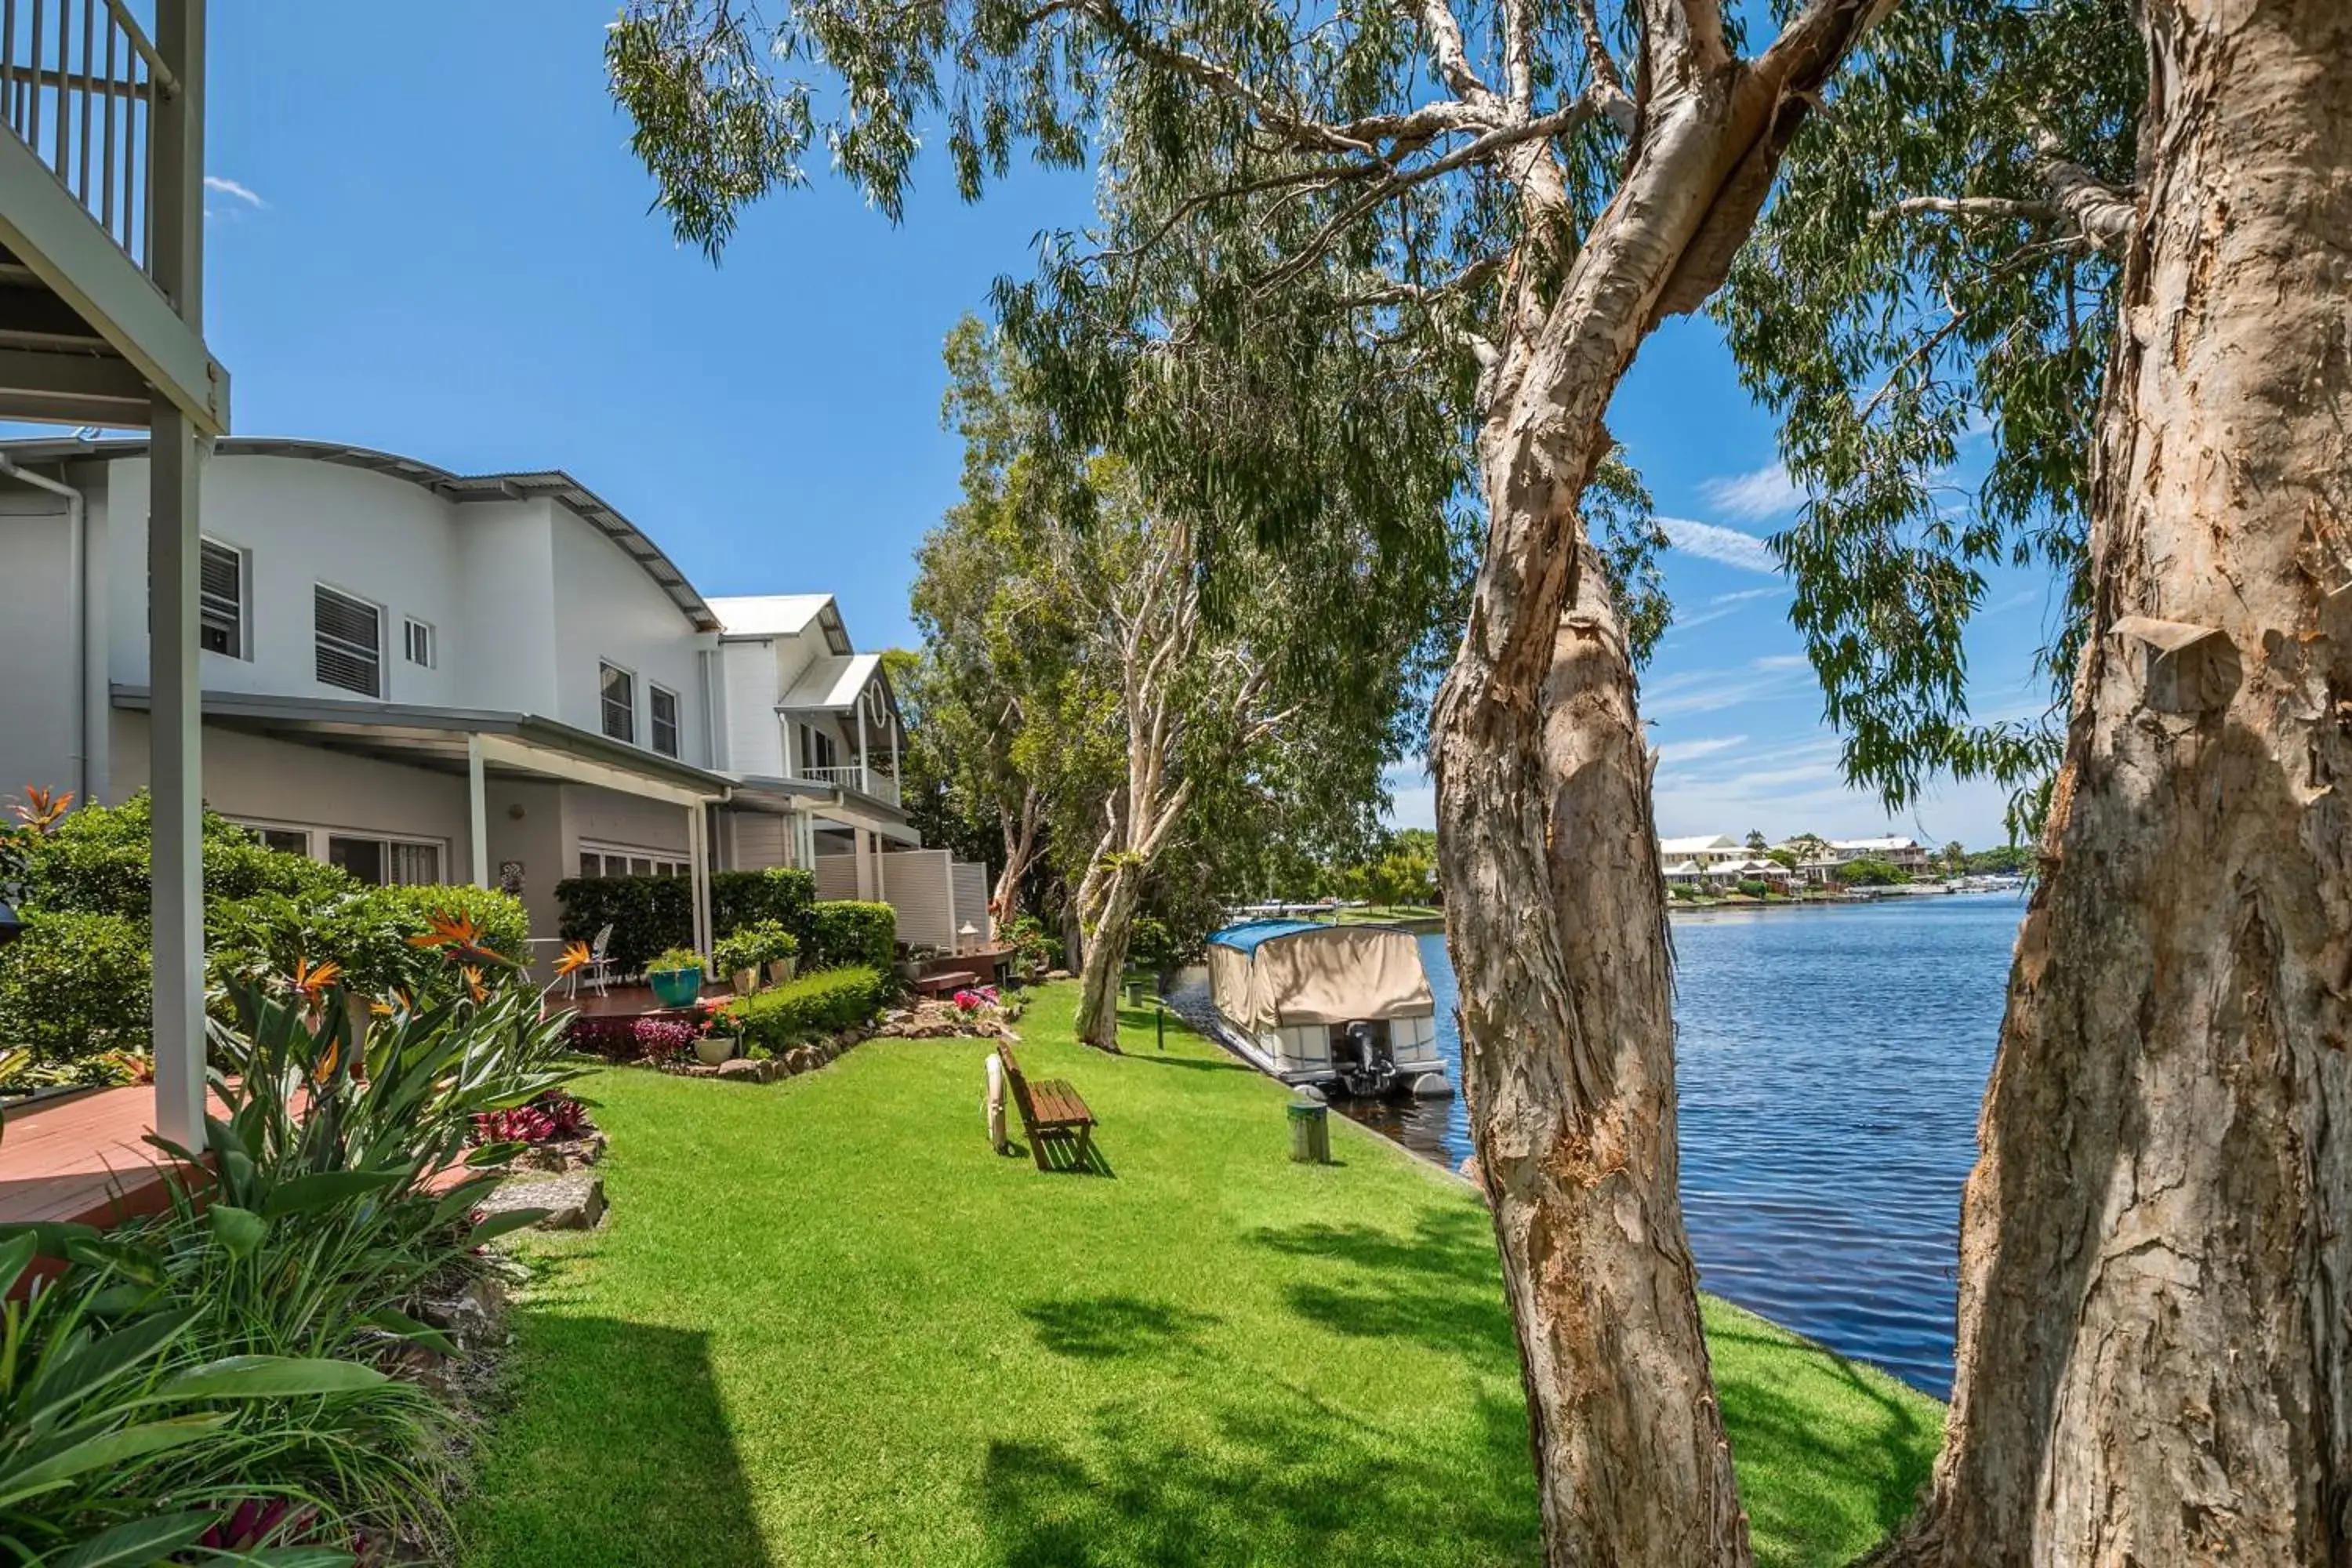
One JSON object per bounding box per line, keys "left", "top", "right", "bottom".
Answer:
{"left": 996, "top": 1044, "right": 1097, "bottom": 1172}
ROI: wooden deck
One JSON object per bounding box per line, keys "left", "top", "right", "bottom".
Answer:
{"left": 561, "top": 981, "right": 728, "bottom": 1019}
{"left": 0, "top": 1084, "right": 214, "bottom": 1228}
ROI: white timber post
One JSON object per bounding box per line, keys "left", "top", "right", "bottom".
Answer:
{"left": 466, "top": 734, "right": 489, "bottom": 889}
{"left": 688, "top": 801, "right": 713, "bottom": 971}
{"left": 855, "top": 827, "right": 876, "bottom": 900}
{"left": 888, "top": 706, "right": 901, "bottom": 804}
{"left": 148, "top": 0, "right": 207, "bottom": 1149}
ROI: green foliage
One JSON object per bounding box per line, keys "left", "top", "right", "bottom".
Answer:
{"left": 1000, "top": 914, "right": 1058, "bottom": 975}
{"left": 17, "top": 792, "right": 347, "bottom": 922}
{"left": 1735, "top": 880, "right": 1771, "bottom": 899}
{"left": 804, "top": 902, "right": 896, "bottom": 972}
{"left": 554, "top": 875, "right": 694, "bottom": 975}
{"left": 1831, "top": 857, "right": 1907, "bottom": 888}
{"left": 1124, "top": 916, "right": 1192, "bottom": 976}
{"left": 1718, "top": 0, "right": 2141, "bottom": 831}
{"left": 0, "top": 909, "right": 149, "bottom": 1078}
{"left": 710, "top": 868, "right": 815, "bottom": 946}
{"left": 561, "top": 868, "right": 816, "bottom": 973}
{"left": 724, "top": 966, "right": 887, "bottom": 1052}
{"left": 648, "top": 946, "right": 705, "bottom": 975}
{"left": 713, "top": 920, "right": 797, "bottom": 976}
{"left": 1964, "top": 844, "right": 2033, "bottom": 875}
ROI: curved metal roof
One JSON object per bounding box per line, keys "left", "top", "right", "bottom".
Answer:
{"left": 0, "top": 434, "right": 721, "bottom": 633}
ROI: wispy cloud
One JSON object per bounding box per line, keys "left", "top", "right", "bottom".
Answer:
{"left": 1641, "top": 660, "right": 1810, "bottom": 717}
{"left": 1751, "top": 652, "right": 1809, "bottom": 671}
{"left": 203, "top": 175, "right": 266, "bottom": 209}
{"left": 1982, "top": 587, "right": 2039, "bottom": 616}
{"left": 1711, "top": 585, "right": 1788, "bottom": 607}
{"left": 1655, "top": 734, "right": 1747, "bottom": 764}
{"left": 1659, "top": 517, "right": 1779, "bottom": 575}
{"left": 1699, "top": 461, "right": 1806, "bottom": 524}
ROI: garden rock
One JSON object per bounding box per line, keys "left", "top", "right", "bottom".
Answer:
{"left": 785, "top": 1047, "right": 818, "bottom": 1075}
{"left": 717, "top": 1058, "right": 767, "bottom": 1083}
{"left": 514, "top": 1133, "right": 606, "bottom": 1174}
{"left": 481, "top": 1171, "right": 606, "bottom": 1231}
{"left": 418, "top": 1272, "right": 507, "bottom": 1348}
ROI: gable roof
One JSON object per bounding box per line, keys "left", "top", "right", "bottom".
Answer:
{"left": 777, "top": 652, "right": 884, "bottom": 713}
{"left": 709, "top": 594, "right": 851, "bottom": 654}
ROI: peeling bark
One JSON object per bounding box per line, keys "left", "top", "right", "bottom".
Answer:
{"left": 1893, "top": 4, "right": 2352, "bottom": 1562}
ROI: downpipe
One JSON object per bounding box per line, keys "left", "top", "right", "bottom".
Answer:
{"left": 0, "top": 454, "right": 89, "bottom": 805}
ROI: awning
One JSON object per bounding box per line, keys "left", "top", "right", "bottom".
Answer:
{"left": 110, "top": 685, "right": 734, "bottom": 804}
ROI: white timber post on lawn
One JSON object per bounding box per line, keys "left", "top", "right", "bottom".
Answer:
{"left": 147, "top": 0, "right": 208, "bottom": 1149}
{"left": 466, "top": 734, "right": 490, "bottom": 888}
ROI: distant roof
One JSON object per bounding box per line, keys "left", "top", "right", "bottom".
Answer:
{"left": 0, "top": 435, "right": 721, "bottom": 633}
{"left": 778, "top": 652, "right": 884, "bottom": 713}
{"left": 1658, "top": 834, "right": 1739, "bottom": 854}
{"left": 1830, "top": 837, "right": 1921, "bottom": 852}
{"left": 710, "top": 594, "right": 851, "bottom": 652}
{"left": 1207, "top": 919, "right": 1330, "bottom": 956}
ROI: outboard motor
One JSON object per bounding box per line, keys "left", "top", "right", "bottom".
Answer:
{"left": 1335, "top": 1020, "right": 1399, "bottom": 1098}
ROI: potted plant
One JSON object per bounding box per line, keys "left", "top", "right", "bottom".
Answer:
{"left": 644, "top": 945, "right": 706, "bottom": 1009}
{"left": 693, "top": 1004, "right": 739, "bottom": 1065}
{"left": 763, "top": 927, "right": 800, "bottom": 986}
{"left": 713, "top": 928, "right": 766, "bottom": 996}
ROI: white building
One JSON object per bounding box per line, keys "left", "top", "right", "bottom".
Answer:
{"left": 0, "top": 436, "right": 982, "bottom": 962}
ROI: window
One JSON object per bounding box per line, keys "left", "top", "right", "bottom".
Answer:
{"left": 578, "top": 844, "right": 688, "bottom": 879}
{"left": 600, "top": 662, "right": 634, "bottom": 742}
{"left": 314, "top": 586, "right": 383, "bottom": 697}
{"left": 798, "top": 724, "right": 838, "bottom": 773}
{"left": 649, "top": 684, "right": 681, "bottom": 757}
{"left": 328, "top": 834, "right": 441, "bottom": 887}
{"left": 403, "top": 617, "right": 436, "bottom": 668}
{"left": 199, "top": 540, "right": 245, "bottom": 658}
{"left": 234, "top": 820, "right": 308, "bottom": 857}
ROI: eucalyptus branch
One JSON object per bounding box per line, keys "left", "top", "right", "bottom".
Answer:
{"left": 1568, "top": 0, "right": 1636, "bottom": 129}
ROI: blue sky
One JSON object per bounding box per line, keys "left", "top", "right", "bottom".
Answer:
{"left": 183, "top": 2, "right": 2059, "bottom": 848}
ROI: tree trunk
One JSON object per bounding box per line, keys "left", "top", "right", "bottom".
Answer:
{"left": 1896, "top": 5, "right": 2352, "bottom": 1562}
{"left": 993, "top": 787, "right": 1044, "bottom": 922}
{"left": 1074, "top": 858, "right": 1141, "bottom": 1050}
{"left": 1431, "top": 85, "right": 1770, "bottom": 1559}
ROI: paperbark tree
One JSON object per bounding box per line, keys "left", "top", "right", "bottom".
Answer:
{"left": 608, "top": 2, "right": 1889, "bottom": 1556}
{"left": 1723, "top": 1, "right": 2352, "bottom": 1557}
{"left": 1918, "top": 5, "right": 2352, "bottom": 1559}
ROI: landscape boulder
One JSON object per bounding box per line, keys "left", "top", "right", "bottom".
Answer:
{"left": 480, "top": 1171, "right": 606, "bottom": 1232}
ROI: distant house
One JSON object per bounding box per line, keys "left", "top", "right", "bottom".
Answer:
{"left": 1772, "top": 834, "right": 1930, "bottom": 884}
{"left": 1657, "top": 834, "right": 1742, "bottom": 870}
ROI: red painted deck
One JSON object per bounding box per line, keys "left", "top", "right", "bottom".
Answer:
{"left": 0, "top": 1084, "right": 214, "bottom": 1228}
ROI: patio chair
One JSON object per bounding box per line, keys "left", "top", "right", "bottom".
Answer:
{"left": 568, "top": 924, "right": 619, "bottom": 999}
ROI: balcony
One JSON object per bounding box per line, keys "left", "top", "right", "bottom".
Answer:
{"left": 0, "top": 0, "right": 224, "bottom": 431}
{"left": 804, "top": 763, "right": 900, "bottom": 808}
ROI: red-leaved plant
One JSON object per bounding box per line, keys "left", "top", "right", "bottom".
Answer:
{"left": 471, "top": 1090, "right": 589, "bottom": 1146}
{"left": 631, "top": 1017, "right": 698, "bottom": 1065}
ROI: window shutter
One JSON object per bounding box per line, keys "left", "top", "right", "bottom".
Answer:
{"left": 198, "top": 542, "right": 242, "bottom": 658}
{"left": 314, "top": 586, "right": 382, "bottom": 697}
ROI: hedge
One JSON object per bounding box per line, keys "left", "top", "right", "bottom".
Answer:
{"left": 804, "top": 901, "right": 896, "bottom": 971}
{"left": 0, "top": 909, "right": 151, "bottom": 1081}
{"left": 723, "top": 965, "right": 887, "bottom": 1053}
{"left": 555, "top": 867, "right": 818, "bottom": 974}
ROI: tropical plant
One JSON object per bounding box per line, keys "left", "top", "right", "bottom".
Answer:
{"left": 999, "top": 915, "right": 1057, "bottom": 977}
{"left": 713, "top": 921, "right": 796, "bottom": 978}
{"left": 646, "top": 946, "right": 703, "bottom": 975}
{"left": 0, "top": 1228, "right": 394, "bottom": 1566}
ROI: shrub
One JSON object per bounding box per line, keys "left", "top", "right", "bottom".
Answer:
{"left": 711, "top": 866, "right": 815, "bottom": 942}
{"left": 805, "top": 901, "right": 895, "bottom": 971}
{"left": 648, "top": 946, "right": 703, "bottom": 974}
{"left": 1000, "top": 913, "right": 1058, "bottom": 975}
{"left": 558, "top": 866, "right": 818, "bottom": 975}
{"left": 632, "top": 1016, "right": 698, "bottom": 1063}
{"left": 725, "top": 965, "right": 886, "bottom": 1052}
{"left": 0, "top": 908, "right": 151, "bottom": 1083}
{"left": 19, "top": 791, "right": 348, "bottom": 921}
{"left": 1736, "top": 879, "right": 1770, "bottom": 898}
{"left": 1832, "top": 855, "right": 1907, "bottom": 887}
{"left": 714, "top": 919, "right": 797, "bottom": 976}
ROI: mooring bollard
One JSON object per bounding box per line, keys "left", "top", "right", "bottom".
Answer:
{"left": 1287, "top": 1097, "right": 1330, "bottom": 1164}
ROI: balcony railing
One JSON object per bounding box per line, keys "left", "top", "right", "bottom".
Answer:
{"left": 804, "top": 764, "right": 900, "bottom": 807}
{"left": 1, "top": 0, "right": 173, "bottom": 277}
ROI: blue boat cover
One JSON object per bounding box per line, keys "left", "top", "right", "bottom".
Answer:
{"left": 1205, "top": 919, "right": 1328, "bottom": 955}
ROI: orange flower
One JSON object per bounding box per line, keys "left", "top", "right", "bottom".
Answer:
{"left": 290, "top": 956, "right": 343, "bottom": 1001}
{"left": 310, "top": 1039, "right": 342, "bottom": 1087}
{"left": 407, "top": 909, "right": 506, "bottom": 966}
{"left": 461, "top": 965, "right": 488, "bottom": 1004}
{"left": 10, "top": 786, "right": 73, "bottom": 832}
{"left": 553, "top": 941, "right": 593, "bottom": 977}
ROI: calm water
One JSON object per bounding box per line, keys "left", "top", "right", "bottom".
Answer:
{"left": 1221, "top": 896, "right": 2023, "bottom": 1397}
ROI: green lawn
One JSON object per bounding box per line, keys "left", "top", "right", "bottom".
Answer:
{"left": 460, "top": 985, "right": 1938, "bottom": 1567}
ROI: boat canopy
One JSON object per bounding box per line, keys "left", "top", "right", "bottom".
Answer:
{"left": 1204, "top": 921, "right": 1435, "bottom": 1033}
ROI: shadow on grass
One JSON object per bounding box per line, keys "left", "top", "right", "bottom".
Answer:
{"left": 1708, "top": 1326, "right": 1938, "bottom": 1563}
{"left": 462, "top": 1316, "right": 764, "bottom": 1567}
{"left": 1248, "top": 1206, "right": 1519, "bottom": 1374}
{"left": 1020, "top": 1294, "right": 1223, "bottom": 1359}
{"left": 979, "top": 1381, "right": 1539, "bottom": 1567}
